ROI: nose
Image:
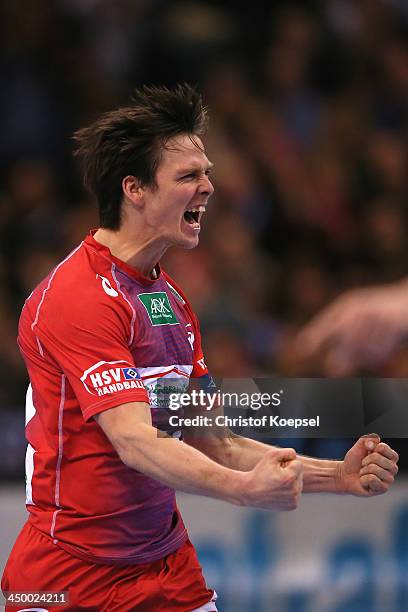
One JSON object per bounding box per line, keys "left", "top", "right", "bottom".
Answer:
{"left": 199, "top": 174, "right": 214, "bottom": 197}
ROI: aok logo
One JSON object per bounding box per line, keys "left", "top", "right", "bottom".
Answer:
{"left": 81, "top": 360, "right": 145, "bottom": 397}
{"left": 138, "top": 292, "right": 179, "bottom": 326}
{"left": 151, "top": 297, "right": 170, "bottom": 315}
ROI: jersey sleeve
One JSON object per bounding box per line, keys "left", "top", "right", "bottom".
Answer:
{"left": 32, "top": 291, "right": 149, "bottom": 422}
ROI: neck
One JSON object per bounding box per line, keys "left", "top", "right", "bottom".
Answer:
{"left": 94, "top": 227, "right": 168, "bottom": 278}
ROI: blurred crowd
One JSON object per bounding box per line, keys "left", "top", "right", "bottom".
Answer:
{"left": 1, "top": 0, "right": 408, "bottom": 471}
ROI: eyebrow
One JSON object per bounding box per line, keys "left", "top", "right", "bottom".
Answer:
{"left": 177, "top": 162, "right": 214, "bottom": 174}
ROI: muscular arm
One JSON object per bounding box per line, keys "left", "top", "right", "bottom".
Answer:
{"left": 95, "top": 402, "right": 303, "bottom": 511}
{"left": 185, "top": 431, "right": 339, "bottom": 490}
{"left": 185, "top": 428, "right": 398, "bottom": 496}
{"left": 203, "top": 434, "right": 342, "bottom": 490}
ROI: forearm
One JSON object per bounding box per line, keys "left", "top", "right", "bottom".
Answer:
{"left": 190, "top": 433, "right": 274, "bottom": 472}
{"left": 235, "top": 437, "right": 342, "bottom": 493}
{"left": 114, "top": 422, "right": 246, "bottom": 505}
{"left": 299, "top": 455, "right": 342, "bottom": 493}
{"left": 193, "top": 433, "right": 342, "bottom": 493}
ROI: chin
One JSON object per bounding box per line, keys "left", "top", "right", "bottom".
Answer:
{"left": 179, "top": 237, "right": 200, "bottom": 250}
{"left": 171, "top": 231, "right": 200, "bottom": 250}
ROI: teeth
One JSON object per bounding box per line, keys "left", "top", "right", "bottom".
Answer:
{"left": 186, "top": 206, "right": 205, "bottom": 213}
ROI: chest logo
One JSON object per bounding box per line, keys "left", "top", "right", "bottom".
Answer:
{"left": 97, "top": 274, "right": 119, "bottom": 297}
{"left": 186, "top": 323, "right": 195, "bottom": 350}
{"left": 138, "top": 291, "right": 179, "bottom": 326}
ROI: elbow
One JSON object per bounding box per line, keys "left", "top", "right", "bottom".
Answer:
{"left": 116, "top": 445, "right": 135, "bottom": 470}
{"left": 109, "top": 432, "right": 146, "bottom": 471}
{"left": 95, "top": 411, "right": 156, "bottom": 472}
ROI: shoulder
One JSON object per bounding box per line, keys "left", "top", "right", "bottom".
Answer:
{"left": 26, "top": 242, "right": 133, "bottom": 339}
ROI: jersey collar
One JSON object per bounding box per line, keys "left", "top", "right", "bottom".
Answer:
{"left": 85, "top": 230, "right": 162, "bottom": 286}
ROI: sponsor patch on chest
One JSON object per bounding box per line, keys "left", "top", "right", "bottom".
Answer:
{"left": 137, "top": 291, "right": 179, "bottom": 326}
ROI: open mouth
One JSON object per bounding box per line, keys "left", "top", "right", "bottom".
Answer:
{"left": 184, "top": 206, "right": 205, "bottom": 225}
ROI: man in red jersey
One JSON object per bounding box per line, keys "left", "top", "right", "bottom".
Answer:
{"left": 1, "top": 85, "right": 399, "bottom": 611}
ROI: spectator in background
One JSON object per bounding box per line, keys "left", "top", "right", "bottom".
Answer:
{"left": 298, "top": 277, "right": 408, "bottom": 376}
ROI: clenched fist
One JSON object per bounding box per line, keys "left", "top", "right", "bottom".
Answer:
{"left": 240, "top": 447, "right": 303, "bottom": 511}
{"left": 335, "top": 435, "right": 399, "bottom": 496}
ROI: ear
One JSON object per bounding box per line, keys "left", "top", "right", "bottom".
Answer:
{"left": 122, "top": 175, "right": 144, "bottom": 206}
